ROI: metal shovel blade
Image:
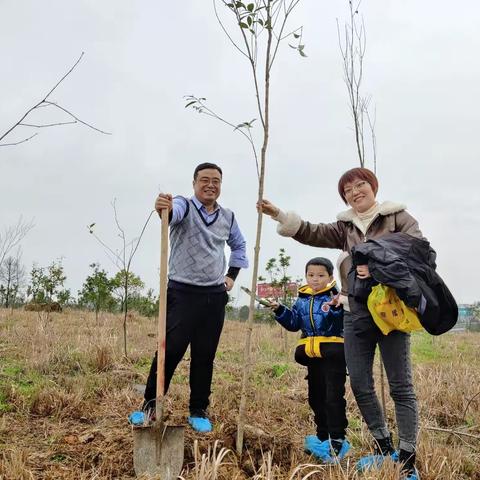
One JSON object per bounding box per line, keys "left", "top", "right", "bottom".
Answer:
{"left": 133, "top": 424, "right": 184, "bottom": 479}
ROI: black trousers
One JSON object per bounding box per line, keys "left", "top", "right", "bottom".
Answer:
{"left": 144, "top": 287, "right": 227, "bottom": 412}
{"left": 306, "top": 343, "right": 348, "bottom": 440}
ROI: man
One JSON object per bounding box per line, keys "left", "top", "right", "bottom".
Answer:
{"left": 143, "top": 162, "right": 248, "bottom": 432}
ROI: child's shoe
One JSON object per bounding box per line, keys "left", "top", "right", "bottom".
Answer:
{"left": 305, "top": 436, "right": 350, "bottom": 463}
{"left": 330, "top": 439, "right": 351, "bottom": 461}
{"left": 304, "top": 435, "right": 330, "bottom": 461}
{"left": 188, "top": 409, "right": 212, "bottom": 433}
{"left": 356, "top": 435, "right": 398, "bottom": 472}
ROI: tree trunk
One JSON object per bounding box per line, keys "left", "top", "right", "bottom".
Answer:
{"left": 123, "top": 279, "right": 128, "bottom": 358}
{"left": 236, "top": 8, "right": 273, "bottom": 454}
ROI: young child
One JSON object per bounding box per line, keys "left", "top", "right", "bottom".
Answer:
{"left": 271, "top": 257, "right": 350, "bottom": 463}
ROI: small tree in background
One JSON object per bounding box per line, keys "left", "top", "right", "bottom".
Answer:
{"left": 128, "top": 288, "right": 158, "bottom": 318}
{"left": 239, "top": 305, "right": 250, "bottom": 321}
{"left": 337, "top": 0, "right": 377, "bottom": 171}
{"left": 186, "top": 0, "right": 306, "bottom": 454}
{"left": 0, "top": 248, "right": 26, "bottom": 308}
{"left": 0, "top": 218, "right": 33, "bottom": 272}
{"left": 78, "top": 263, "right": 116, "bottom": 322}
{"left": 88, "top": 200, "right": 155, "bottom": 358}
{"left": 27, "top": 260, "right": 70, "bottom": 306}
{"left": 260, "top": 248, "right": 294, "bottom": 351}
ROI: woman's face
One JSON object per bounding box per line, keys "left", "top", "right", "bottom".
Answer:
{"left": 343, "top": 178, "right": 376, "bottom": 213}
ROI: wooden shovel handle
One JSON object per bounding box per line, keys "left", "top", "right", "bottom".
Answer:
{"left": 156, "top": 209, "right": 169, "bottom": 421}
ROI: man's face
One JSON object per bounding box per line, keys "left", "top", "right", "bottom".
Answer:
{"left": 193, "top": 168, "right": 222, "bottom": 204}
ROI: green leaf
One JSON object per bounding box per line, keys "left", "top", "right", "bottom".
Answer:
{"left": 293, "top": 33, "right": 300, "bottom": 39}
{"left": 257, "top": 18, "right": 264, "bottom": 26}
{"left": 239, "top": 22, "right": 248, "bottom": 28}
{"left": 299, "top": 49, "right": 307, "bottom": 57}
{"left": 185, "top": 101, "right": 196, "bottom": 108}
{"left": 247, "top": 15, "right": 252, "bottom": 26}
{"left": 235, "top": 1, "right": 245, "bottom": 8}
{"left": 247, "top": 3, "right": 254, "bottom": 11}
{"left": 298, "top": 44, "right": 305, "bottom": 51}
{"left": 288, "top": 44, "right": 297, "bottom": 49}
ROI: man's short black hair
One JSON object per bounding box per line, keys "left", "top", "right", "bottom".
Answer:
{"left": 305, "top": 257, "right": 334, "bottom": 276}
{"left": 193, "top": 163, "right": 223, "bottom": 180}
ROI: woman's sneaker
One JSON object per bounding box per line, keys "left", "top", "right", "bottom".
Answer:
{"left": 402, "top": 468, "right": 420, "bottom": 480}
{"left": 399, "top": 450, "right": 419, "bottom": 480}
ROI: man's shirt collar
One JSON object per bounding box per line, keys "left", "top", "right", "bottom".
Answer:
{"left": 191, "top": 195, "right": 219, "bottom": 214}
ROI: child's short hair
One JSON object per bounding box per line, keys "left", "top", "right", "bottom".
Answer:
{"left": 305, "top": 257, "right": 334, "bottom": 275}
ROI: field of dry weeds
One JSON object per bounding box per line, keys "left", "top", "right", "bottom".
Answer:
{"left": 0, "top": 308, "right": 479, "bottom": 479}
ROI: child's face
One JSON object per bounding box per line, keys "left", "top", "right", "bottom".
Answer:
{"left": 306, "top": 265, "right": 333, "bottom": 292}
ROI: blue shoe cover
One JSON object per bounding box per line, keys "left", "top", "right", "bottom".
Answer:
{"left": 357, "top": 450, "right": 398, "bottom": 472}
{"left": 128, "top": 411, "right": 146, "bottom": 425}
{"left": 333, "top": 439, "right": 351, "bottom": 461}
{"left": 304, "top": 436, "right": 333, "bottom": 462}
{"left": 188, "top": 415, "right": 212, "bottom": 433}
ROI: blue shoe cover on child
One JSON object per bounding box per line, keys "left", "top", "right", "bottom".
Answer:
{"left": 304, "top": 436, "right": 334, "bottom": 462}
{"left": 304, "top": 436, "right": 329, "bottom": 455}
{"left": 188, "top": 415, "right": 213, "bottom": 433}
{"left": 357, "top": 450, "right": 398, "bottom": 472}
{"left": 333, "top": 439, "right": 351, "bottom": 461}
{"left": 128, "top": 411, "right": 146, "bottom": 426}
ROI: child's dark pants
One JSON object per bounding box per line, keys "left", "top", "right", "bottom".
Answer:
{"left": 302, "top": 343, "right": 348, "bottom": 440}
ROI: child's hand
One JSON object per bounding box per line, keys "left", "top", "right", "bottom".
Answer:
{"left": 326, "top": 294, "right": 340, "bottom": 307}
{"left": 269, "top": 301, "right": 280, "bottom": 311}
{"left": 356, "top": 265, "right": 371, "bottom": 279}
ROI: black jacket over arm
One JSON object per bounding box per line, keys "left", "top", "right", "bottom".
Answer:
{"left": 349, "top": 233, "right": 458, "bottom": 336}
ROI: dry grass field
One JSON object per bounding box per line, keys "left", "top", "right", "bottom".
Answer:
{"left": 0, "top": 308, "right": 479, "bottom": 479}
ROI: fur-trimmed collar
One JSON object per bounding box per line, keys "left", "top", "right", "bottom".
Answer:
{"left": 336, "top": 201, "right": 406, "bottom": 222}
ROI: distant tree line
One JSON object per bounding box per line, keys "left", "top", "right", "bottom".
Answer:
{"left": 0, "top": 258, "right": 159, "bottom": 319}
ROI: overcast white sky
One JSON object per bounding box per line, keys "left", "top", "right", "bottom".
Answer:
{"left": 2, "top": 1, "right": 479, "bottom": 305}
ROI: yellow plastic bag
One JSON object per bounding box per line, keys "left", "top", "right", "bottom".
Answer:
{"left": 367, "top": 284, "right": 423, "bottom": 335}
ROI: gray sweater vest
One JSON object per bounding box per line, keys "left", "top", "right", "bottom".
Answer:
{"left": 169, "top": 198, "right": 233, "bottom": 286}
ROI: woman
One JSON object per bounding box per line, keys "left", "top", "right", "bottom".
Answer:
{"left": 258, "top": 167, "right": 421, "bottom": 480}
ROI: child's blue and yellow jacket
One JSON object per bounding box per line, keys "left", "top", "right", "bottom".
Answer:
{"left": 274, "top": 282, "right": 344, "bottom": 363}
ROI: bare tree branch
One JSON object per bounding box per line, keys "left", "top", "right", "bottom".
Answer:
{"left": 423, "top": 425, "right": 480, "bottom": 441}
{"left": 0, "top": 52, "right": 111, "bottom": 147}
{"left": 0, "top": 217, "right": 34, "bottom": 271}
{"left": 0, "top": 133, "right": 39, "bottom": 147}
{"left": 215, "top": 0, "right": 250, "bottom": 59}
{"left": 19, "top": 121, "right": 77, "bottom": 128}
{"left": 43, "top": 102, "right": 111, "bottom": 135}
{"left": 337, "top": 0, "right": 377, "bottom": 171}
{"left": 88, "top": 203, "right": 156, "bottom": 357}
{"left": 185, "top": 95, "right": 260, "bottom": 177}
